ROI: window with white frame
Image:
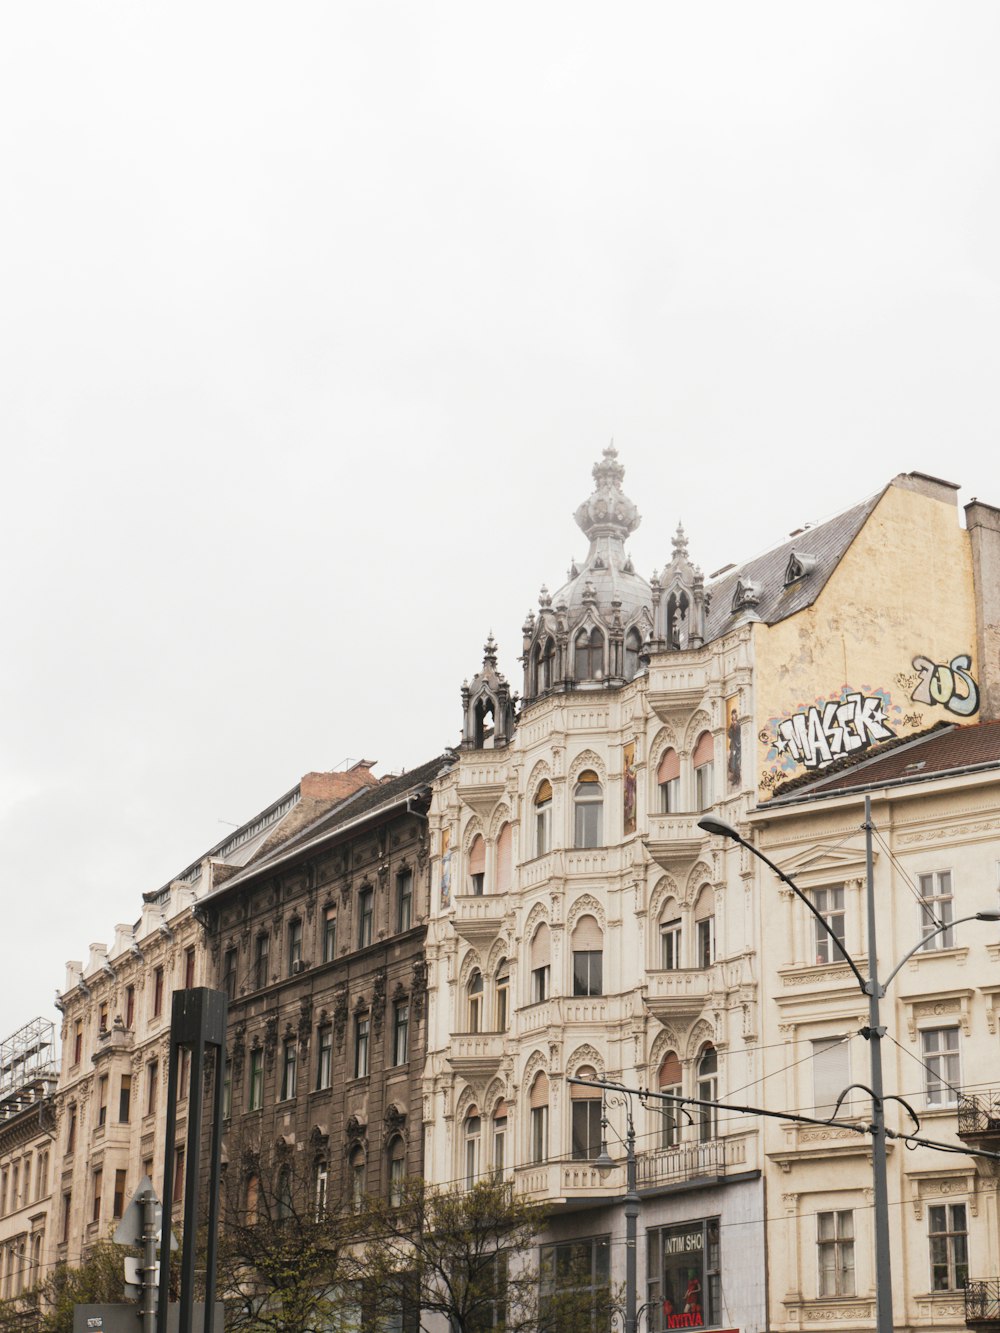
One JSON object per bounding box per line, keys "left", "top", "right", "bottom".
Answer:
{"left": 817, "top": 1210, "right": 855, "bottom": 1297}
{"left": 573, "top": 771, "right": 604, "bottom": 848}
{"left": 392, "top": 999, "right": 409, "bottom": 1066}
{"left": 657, "top": 1051, "right": 683, "bottom": 1148}
{"left": 492, "top": 1102, "right": 507, "bottom": 1175}
{"left": 918, "top": 870, "right": 954, "bottom": 948}
{"left": 697, "top": 1044, "right": 718, "bottom": 1142}
{"left": 571, "top": 914, "right": 603, "bottom": 996}
{"left": 657, "top": 748, "right": 681, "bottom": 814}
{"left": 464, "top": 1111, "right": 481, "bottom": 1187}
{"left": 534, "top": 782, "right": 552, "bottom": 857}
{"left": 495, "top": 959, "right": 510, "bottom": 1030}
{"left": 921, "top": 1027, "right": 960, "bottom": 1106}
{"left": 388, "top": 1137, "right": 406, "bottom": 1206}
{"left": 468, "top": 836, "right": 486, "bottom": 896}
{"left": 810, "top": 885, "right": 846, "bottom": 964}
{"left": 693, "top": 731, "right": 714, "bottom": 811}
{"left": 659, "top": 912, "right": 682, "bottom": 970}
{"left": 812, "top": 1038, "right": 850, "bottom": 1119}
{"left": 571, "top": 1068, "right": 602, "bottom": 1161}
{"left": 316, "top": 1025, "right": 333, "bottom": 1090}
{"left": 530, "top": 924, "right": 550, "bottom": 1004}
{"left": 929, "top": 1202, "right": 968, "bottom": 1290}
{"left": 694, "top": 886, "right": 715, "bottom": 968}
{"left": 467, "top": 970, "right": 484, "bottom": 1033}
{"left": 529, "top": 1074, "right": 549, "bottom": 1163}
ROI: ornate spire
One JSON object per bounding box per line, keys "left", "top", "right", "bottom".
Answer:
{"left": 672, "top": 522, "right": 689, "bottom": 560}
{"left": 482, "top": 632, "right": 498, "bottom": 668}
{"left": 573, "top": 444, "right": 641, "bottom": 543}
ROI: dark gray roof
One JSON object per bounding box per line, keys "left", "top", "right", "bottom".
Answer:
{"left": 703, "top": 490, "right": 883, "bottom": 641}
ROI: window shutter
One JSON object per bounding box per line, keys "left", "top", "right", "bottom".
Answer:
{"left": 529, "top": 1073, "right": 549, "bottom": 1108}
{"left": 571, "top": 915, "right": 603, "bottom": 951}
{"left": 659, "top": 1052, "right": 682, "bottom": 1087}
{"left": 657, "top": 749, "right": 680, "bottom": 783}
{"left": 693, "top": 731, "right": 714, "bottom": 767}
{"left": 469, "top": 836, "right": 486, "bottom": 875}
{"left": 530, "top": 923, "right": 551, "bottom": 968}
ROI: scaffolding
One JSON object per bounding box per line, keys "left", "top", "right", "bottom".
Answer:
{"left": 0, "top": 1016, "right": 57, "bottom": 1100}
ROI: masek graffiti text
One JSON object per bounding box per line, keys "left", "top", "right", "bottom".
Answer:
{"left": 773, "top": 691, "right": 895, "bottom": 770}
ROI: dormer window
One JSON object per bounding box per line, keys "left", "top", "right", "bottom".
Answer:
{"left": 624, "top": 627, "right": 642, "bottom": 680}
{"left": 784, "top": 550, "right": 818, "bottom": 586}
{"left": 732, "top": 578, "right": 761, "bottom": 613}
{"left": 574, "top": 627, "right": 604, "bottom": 680}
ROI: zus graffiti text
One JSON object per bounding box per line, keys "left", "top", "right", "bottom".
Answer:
{"left": 910, "top": 654, "right": 979, "bottom": 717}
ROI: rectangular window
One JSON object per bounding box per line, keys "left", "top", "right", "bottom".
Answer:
{"left": 393, "top": 1000, "right": 410, "bottom": 1067}
{"left": 178, "top": 1048, "right": 190, "bottom": 1101}
{"left": 572, "top": 951, "right": 603, "bottom": 997}
{"left": 470, "top": 872, "right": 485, "bottom": 896}
{"left": 541, "top": 1236, "right": 611, "bottom": 1327}
{"left": 696, "top": 917, "right": 715, "bottom": 969}
{"left": 97, "top": 1075, "right": 109, "bottom": 1128}
{"left": 919, "top": 871, "right": 955, "bottom": 948}
{"left": 530, "top": 1106, "right": 548, "bottom": 1163}
{"left": 223, "top": 948, "right": 238, "bottom": 1001}
{"left": 493, "top": 1115, "right": 507, "bottom": 1175}
{"left": 323, "top": 909, "right": 337, "bottom": 963}
{"left": 695, "top": 761, "right": 713, "bottom": 811}
{"left": 571, "top": 1101, "right": 602, "bottom": 1161}
{"left": 62, "top": 1192, "right": 72, "bottom": 1245}
{"left": 249, "top": 1049, "right": 264, "bottom": 1110}
{"left": 817, "top": 1210, "right": 855, "bottom": 1298}
{"left": 661, "top": 775, "right": 681, "bottom": 814}
{"left": 397, "top": 871, "right": 413, "bottom": 932}
{"left": 153, "top": 966, "right": 164, "bottom": 1018}
{"left": 532, "top": 965, "right": 549, "bottom": 1005}
{"left": 354, "top": 1015, "right": 370, "bottom": 1079}
{"left": 922, "top": 1027, "right": 960, "bottom": 1106}
{"left": 173, "top": 1147, "right": 185, "bottom": 1202}
{"left": 536, "top": 805, "right": 550, "bottom": 857}
{"left": 112, "top": 1169, "right": 127, "bottom": 1220}
{"left": 659, "top": 1084, "right": 682, "bottom": 1149}
{"left": 125, "top": 985, "right": 135, "bottom": 1029}
{"left": 66, "top": 1105, "right": 77, "bottom": 1154}
{"left": 146, "top": 1061, "right": 159, "bottom": 1116}
{"left": 660, "top": 920, "right": 682, "bottom": 971}
{"left": 98, "top": 1001, "right": 108, "bottom": 1033}
{"left": 812, "top": 1038, "right": 850, "bottom": 1119}
{"left": 574, "top": 800, "right": 602, "bottom": 849}
{"left": 91, "top": 1169, "right": 102, "bottom": 1225}
{"left": 929, "top": 1202, "right": 968, "bottom": 1291}
{"left": 288, "top": 920, "right": 303, "bottom": 974}
{"left": 281, "top": 1040, "right": 297, "bottom": 1101}
{"left": 811, "top": 886, "right": 846, "bottom": 964}
{"left": 254, "top": 935, "right": 270, "bottom": 990}
{"left": 496, "top": 968, "right": 509, "bottom": 1030}
{"left": 184, "top": 946, "right": 195, "bottom": 989}
{"left": 118, "top": 1074, "right": 132, "bottom": 1124}
{"left": 647, "top": 1221, "right": 720, "bottom": 1328}
{"left": 222, "top": 1064, "right": 232, "bottom": 1120}
{"left": 317, "top": 1026, "right": 333, "bottom": 1090}
{"left": 358, "top": 889, "right": 374, "bottom": 949}
{"left": 73, "top": 1019, "right": 83, "bottom": 1065}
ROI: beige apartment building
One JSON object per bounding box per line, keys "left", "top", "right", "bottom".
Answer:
{"left": 750, "top": 722, "right": 1000, "bottom": 1333}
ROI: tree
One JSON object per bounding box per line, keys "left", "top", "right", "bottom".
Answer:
{"left": 216, "top": 1134, "right": 355, "bottom": 1333}
{"left": 37, "top": 1240, "right": 130, "bottom": 1333}
{"left": 354, "top": 1176, "right": 615, "bottom": 1333}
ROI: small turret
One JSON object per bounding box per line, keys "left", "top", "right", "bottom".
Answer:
{"left": 460, "top": 633, "right": 516, "bottom": 750}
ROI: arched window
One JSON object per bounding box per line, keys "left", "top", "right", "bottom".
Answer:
{"left": 693, "top": 731, "right": 714, "bottom": 811}
{"left": 575, "top": 627, "right": 604, "bottom": 680}
{"left": 491, "top": 1100, "right": 508, "bottom": 1175}
{"left": 694, "top": 885, "right": 715, "bottom": 968}
{"left": 573, "top": 771, "right": 603, "bottom": 848}
{"left": 534, "top": 781, "right": 552, "bottom": 857}
{"left": 473, "top": 696, "right": 495, "bottom": 749}
{"left": 464, "top": 1108, "right": 481, "bottom": 1188}
{"left": 657, "top": 748, "right": 681, "bottom": 814}
{"left": 469, "top": 836, "right": 486, "bottom": 895}
{"left": 667, "top": 590, "right": 689, "bottom": 648}
{"left": 659, "top": 900, "right": 682, "bottom": 970}
{"left": 496, "top": 822, "right": 513, "bottom": 893}
{"left": 624, "top": 627, "right": 642, "bottom": 680}
{"left": 315, "top": 1160, "right": 328, "bottom": 1219}
{"left": 388, "top": 1136, "right": 406, "bottom": 1206}
{"left": 530, "top": 924, "right": 550, "bottom": 1003}
{"left": 571, "top": 915, "right": 603, "bottom": 996}
{"left": 658, "top": 1051, "right": 683, "bottom": 1148}
{"left": 245, "top": 1172, "right": 260, "bottom": 1226}
{"left": 570, "top": 1066, "right": 602, "bottom": 1161}
{"left": 349, "top": 1148, "right": 366, "bottom": 1213}
{"left": 467, "top": 970, "right": 484, "bottom": 1033}
{"left": 539, "top": 637, "right": 555, "bottom": 692}
{"left": 529, "top": 1073, "right": 549, "bottom": 1163}
{"left": 495, "top": 958, "right": 510, "bottom": 1030}
{"left": 697, "top": 1045, "right": 718, "bottom": 1142}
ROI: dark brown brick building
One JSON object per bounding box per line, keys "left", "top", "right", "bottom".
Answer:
{"left": 200, "top": 756, "right": 445, "bottom": 1217}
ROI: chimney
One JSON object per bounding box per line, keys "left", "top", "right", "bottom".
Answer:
{"left": 300, "top": 761, "right": 378, "bottom": 802}
{"left": 966, "top": 499, "right": 1000, "bottom": 721}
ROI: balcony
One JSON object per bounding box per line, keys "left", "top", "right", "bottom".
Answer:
{"left": 966, "top": 1279, "right": 1000, "bottom": 1328}
{"left": 514, "top": 1160, "right": 619, "bottom": 1207}
{"left": 644, "top": 968, "right": 714, "bottom": 1023}
{"left": 644, "top": 815, "right": 705, "bottom": 871}
{"left": 958, "top": 1092, "right": 1000, "bottom": 1147}
{"left": 457, "top": 761, "right": 507, "bottom": 821}
{"left": 453, "top": 893, "right": 506, "bottom": 948}
{"left": 518, "top": 994, "right": 627, "bottom": 1038}
{"left": 636, "top": 1137, "right": 742, "bottom": 1190}
{"left": 447, "top": 1032, "right": 505, "bottom": 1081}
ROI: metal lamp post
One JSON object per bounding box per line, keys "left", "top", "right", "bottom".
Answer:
{"left": 592, "top": 1089, "right": 640, "bottom": 1333}
{"left": 699, "top": 798, "right": 1000, "bottom": 1333}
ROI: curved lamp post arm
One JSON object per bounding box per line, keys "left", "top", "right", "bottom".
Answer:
{"left": 698, "top": 816, "right": 868, "bottom": 993}
{"left": 880, "top": 911, "right": 1000, "bottom": 993}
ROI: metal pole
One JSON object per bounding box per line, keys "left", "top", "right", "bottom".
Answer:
{"left": 863, "top": 794, "right": 893, "bottom": 1333}
{"left": 179, "top": 1034, "right": 205, "bottom": 1333}
{"left": 141, "top": 1186, "right": 159, "bottom": 1333}
{"left": 624, "top": 1112, "right": 638, "bottom": 1333}
{"left": 157, "top": 1028, "right": 181, "bottom": 1333}
{"left": 203, "top": 1042, "right": 227, "bottom": 1333}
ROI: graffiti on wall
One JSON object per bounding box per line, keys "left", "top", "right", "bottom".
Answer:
{"left": 901, "top": 653, "right": 979, "bottom": 717}
{"left": 760, "top": 685, "right": 903, "bottom": 790}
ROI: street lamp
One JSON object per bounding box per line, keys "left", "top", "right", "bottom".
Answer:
{"left": 700, "top": 800, "right": 1000, "bottom": 1333}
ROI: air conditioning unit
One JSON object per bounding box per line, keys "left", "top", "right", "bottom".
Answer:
{"left": 292, "top": 960, "right": 308, "bottom": 975}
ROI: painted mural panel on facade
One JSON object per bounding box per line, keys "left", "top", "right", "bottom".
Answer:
{"left": 623, "top": 740, "right": 637, "bottom": 835}
{"left": 725, "top": 696, "right": 741, "bottom": 791}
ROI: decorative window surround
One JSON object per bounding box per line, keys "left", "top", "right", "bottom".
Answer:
{"left": 904, "top": 945, "right": 969, "bottom": 976}
{"left": 906, "top": 1167, "right": 976, "bottom": 1220}
{"left": 901, "top": 988, "right": 973, "bottom": 1042}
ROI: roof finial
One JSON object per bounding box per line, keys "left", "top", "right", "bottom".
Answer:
{"left": 483, "top": 632, "right": 498, "bottom": 667}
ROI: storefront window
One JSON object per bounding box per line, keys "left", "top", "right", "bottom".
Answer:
{"left": 646, "top": 1219, "right": 720, "bottom": 1330}
{"left": 540, "top": 1235, "right": 611, "bottom": 1327}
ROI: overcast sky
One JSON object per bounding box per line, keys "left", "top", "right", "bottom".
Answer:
{"left": 3, "top": 2, "right": 1000, "bottom": 1044}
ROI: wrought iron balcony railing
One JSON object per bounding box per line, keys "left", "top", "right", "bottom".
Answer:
{"left": 958, "top": 1093, "right": 1000, "bottom": 1139}
{"left": 965, "top": 1277, "right": 1000, "bottom": 1324}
